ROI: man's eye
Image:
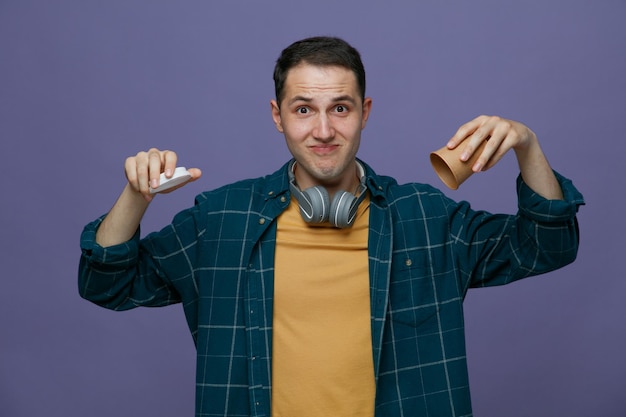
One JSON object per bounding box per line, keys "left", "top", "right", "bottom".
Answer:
{"left": 297, "top": 107, "right": 309, "bottom": 114}
{"left": 336, "top": 105, "right": 346, "bottom": 113}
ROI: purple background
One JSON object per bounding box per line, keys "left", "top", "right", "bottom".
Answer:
{"left": 1, "top": 1, "right": 624, "bottom": 416}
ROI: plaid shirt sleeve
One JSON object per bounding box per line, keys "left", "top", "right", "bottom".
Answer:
{"left": 78, "top": 201, "right": 204, "bottom": 311}
{"left": 446, "top": 171, "right": 584, "bottom": 290}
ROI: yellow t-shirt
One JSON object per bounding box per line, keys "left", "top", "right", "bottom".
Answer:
{"left": 272, "top": 194, "right": 375, "bottom": 417}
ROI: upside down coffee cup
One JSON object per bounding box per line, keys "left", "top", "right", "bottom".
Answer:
{"left": 430, "top": 139, "right": 488, "bottom": 190}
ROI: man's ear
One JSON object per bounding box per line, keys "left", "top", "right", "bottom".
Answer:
{"left": 270, "top": 99, "right": 283, "bottom": 133}
{"left": 361, "top": 97, "right": 372, "bottom": 130}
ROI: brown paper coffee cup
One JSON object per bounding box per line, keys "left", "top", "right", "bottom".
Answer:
{"left": 430, "top": 140, "right": 487, "bottom": 190}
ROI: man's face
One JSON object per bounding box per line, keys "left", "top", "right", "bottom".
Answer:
{"left": 271, "top": 64, "right": 372, "bottom": 192}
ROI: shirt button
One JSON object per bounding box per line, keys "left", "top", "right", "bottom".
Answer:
{"left": 280, "top": 196, "right": 287, "bottom": 203}
{"left": 268, "top": 191, "right": 274, "bottom": 196}
{"left": 405, "top": 259, "right": 412, "bottom": 267}
{"left": 259, "top": 218, "right": 266, "bottom": 225}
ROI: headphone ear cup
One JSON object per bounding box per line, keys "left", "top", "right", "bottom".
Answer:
{"left": 329, "top": 190, "right": 356, "bottom": 228}
{"left": 300, "top": 186, "right": 330, "bottom": 223}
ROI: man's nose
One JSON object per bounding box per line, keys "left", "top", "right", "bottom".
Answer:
{"left": 312, "top": 114, "right": 335, "bottom": 141}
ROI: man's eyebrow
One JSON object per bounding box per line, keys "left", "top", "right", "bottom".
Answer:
{"left": 287, "top": 95, "right": 313, "bottom": 106}
{"left": 332, "top": 95, "right": 358, "bottom": 104}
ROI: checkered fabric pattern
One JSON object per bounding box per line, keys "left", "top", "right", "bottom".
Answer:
{"left": 79, "top": 160, "right": 584, "bottom": 417}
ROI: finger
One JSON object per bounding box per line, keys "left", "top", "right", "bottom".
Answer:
{"left": 482, "top": 128, "right": 520, "bottom": 171}
{"left": 462, "top": 115, "right": 509, "bottom": 164}
{"left": 472, "top": 138, "right": 498, "bottom": 172}
{"left": 447, "top": 115, "right": 488, "bottom": 149}
{"left": 162, "top": 150, "right": 178, "bottom": 179}
{"left": 187, "top": 167, "right": 202, "bottom": 182}
{"left": 124, "top": 156, "right": 140, "bottom": 191}
{"left": 472, "top": 119, "right": 514, "bottom": 171}
{"left": 130, "top": 150, "right": 151, "bottom": 193}
{"left": 147, "top": 149, "right": 164, "bottom": 192}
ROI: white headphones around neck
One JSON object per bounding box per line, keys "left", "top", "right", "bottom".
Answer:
{"left": 288, "top": 160, "right": 367, "bottom": 228}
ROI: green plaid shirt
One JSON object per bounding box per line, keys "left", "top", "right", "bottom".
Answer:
{"left": 79, "top": 160, "right": 584, "bottom": 416}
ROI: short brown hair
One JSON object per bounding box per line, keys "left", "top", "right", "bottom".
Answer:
{"left": 273, "top": 36, "right": 366, "bottom": 105}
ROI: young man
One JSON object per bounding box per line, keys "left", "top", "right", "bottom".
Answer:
{"left": 79, "top": 36, "right": 584, "bottom": 416}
